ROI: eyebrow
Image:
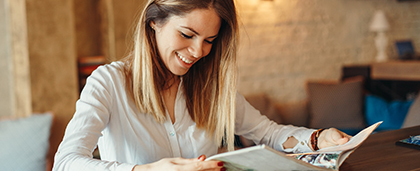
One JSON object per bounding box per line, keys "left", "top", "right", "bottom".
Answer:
{"left": 181, "top": 26, "right": 218, "bottom": 38}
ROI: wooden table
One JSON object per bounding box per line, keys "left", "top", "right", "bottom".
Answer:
{"left": 371, "top": 60, "right": 420, "bottom": 81}
{"left": 342, "top": 61, "right": 420, "bottom": 101}
{"left": 340, "top": 126, "right": 420, "bottom": 171}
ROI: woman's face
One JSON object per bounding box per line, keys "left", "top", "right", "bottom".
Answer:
{"left": 151, "top": 8, "right": 221, "bottom": 76}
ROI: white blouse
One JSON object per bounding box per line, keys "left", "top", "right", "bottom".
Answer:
{"left": 53, "top": 62, "right": 315, "bottom": 171}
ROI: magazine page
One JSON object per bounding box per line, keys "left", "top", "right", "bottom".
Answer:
{"left": 317, "top": 121, "right": 382, "bottom": 153}
{"left": 287, "top": 147, "right": 357, "bottom": 170}
{"left": 205, "top": 122, "right": 381, "bottom": 171}
{"left": 206, "top": 145, "right": 325, "bottom": 171}
{"left": 288, "top": 152, "right": 341, "bottom": 170}
{"left": 289, "top": 121, "right": 382, "bottom": 170}
{"left": 396, "top": 134, "right": 420, "bottom": 150}
{"left": 336, "top": 149, "right": 355, "bottom": 167}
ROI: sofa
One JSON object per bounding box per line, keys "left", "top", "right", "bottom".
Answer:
{"left": 241, "top": 76, "right": 420, "bottom": 146}
{"left": 0, "top": 113, "right": 53, "bottom": 171}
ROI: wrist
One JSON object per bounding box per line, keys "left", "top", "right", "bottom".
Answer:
{"left": 310, "top": 128, "right": 325, "bottom": 151}
{"left": 132, "top": 164, "right": 151, "bottom": 171}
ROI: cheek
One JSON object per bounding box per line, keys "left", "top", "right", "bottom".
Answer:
{"left": 155, "top": 33, "right": 166, "bottom": 54}
{"left": 169, "top": 36, "right": 188, "bottom": 50}
{"left": 203, "top": 44, "right": 213, "bottom": 57}
{"left": 156, "top": 30, "right": 180, "bottom": 53}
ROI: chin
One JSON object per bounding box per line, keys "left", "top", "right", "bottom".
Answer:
{"left": 172, "top": 70, "right": 189, "bottom": 76}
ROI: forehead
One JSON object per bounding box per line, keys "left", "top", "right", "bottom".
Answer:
{"left": 167, "top": 8, "right": 221, "bottom": 36}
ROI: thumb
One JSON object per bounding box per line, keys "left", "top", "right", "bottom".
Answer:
{"left": 197, "top": 155, "right": 206, "bottom": 161}
{"left": 335, "top": 137, "right": 349, "bottom": 145}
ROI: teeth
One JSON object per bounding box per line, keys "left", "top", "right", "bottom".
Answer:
{"left": 177, "top": 53, "right": 193, "bottom": 64}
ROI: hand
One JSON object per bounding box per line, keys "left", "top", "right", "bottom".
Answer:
{"left": 132, "top": 155, "right": 225, "bottom": 171}
{"left": 317, "top": 128, "right": 352, "bottom": 149}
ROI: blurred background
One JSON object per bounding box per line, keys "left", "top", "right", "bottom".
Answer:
{"left": 1, "top": 0, "right": 420, "bottom": 168}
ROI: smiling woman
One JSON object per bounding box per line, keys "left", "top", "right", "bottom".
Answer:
{"left": 53, "top": 0, "right": 351, "bottom": 171}
{"left": 150, "top": 8, "right": 221, "bottom": 76}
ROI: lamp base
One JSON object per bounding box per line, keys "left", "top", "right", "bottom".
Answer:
{"left": 374, "top": 31, "right": 388, "bottom": 62}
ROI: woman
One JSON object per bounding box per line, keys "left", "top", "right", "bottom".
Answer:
{"left": 53, "top": 0, "right": 350, "bottom": 170}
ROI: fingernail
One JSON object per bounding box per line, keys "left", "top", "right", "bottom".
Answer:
{"left": 198, "top": 155, "right": 205, "bottom": 160}
{"left": 218, "top": 162, "right": 224, "bottom": 166}
{"left": 221, "top": 167, "right": 226, "bottom": 171}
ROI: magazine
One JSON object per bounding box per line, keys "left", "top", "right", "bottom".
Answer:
{"left": 206, "top": 121, "right": 382, "bottom": 171}
{"left": 396, "top": 134, "right": 420, "bottom": 150}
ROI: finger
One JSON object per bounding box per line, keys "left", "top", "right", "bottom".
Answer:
{"left": 325, "top": 128, "right": 348, "bottom": 144}
{"left": 170, "top": 157, "right": 223, "bottom": 170}
{"left": 331, "top": 129, "right": 352, "bottom": 144}
{"left": 181, "top": 160, "right": 223, "bottom": 171}
{"left": 171, "top": 157, "right": 199, "bottom": 164}
{"left": 202, "top": 168, "right": 225, "bottom": 171}
{"left": 330, "top": 129, "right": 345, "bottom": 143}
{"left": 332, "top": 128, "right": 352, "bottom": 139}
{"left": 318, "top": 139, "right": 336, "bottom": 149}
{"left": 340, "top": 131, "right": 353, "bottom": 139}
{"left": 318, "top": 128, "right": 346, "bottom": 148}
{"left": 197, "top": 154, "right": 206, "bottom": 161}
{"left": 335, "top": 137, "right": 349, "bottom": 145}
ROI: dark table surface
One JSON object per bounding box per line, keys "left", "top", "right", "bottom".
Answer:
{"left": 340, "top": 125, "right": 420, "bottom": 171}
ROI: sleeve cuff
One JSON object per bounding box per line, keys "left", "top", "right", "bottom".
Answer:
{"left": 283, "top": 129, "right": 316, "bottom": 154}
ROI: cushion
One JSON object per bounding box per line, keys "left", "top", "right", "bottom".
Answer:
{"left": 365, "top": 95, "right": 413, "bottom": 131}
{"left": 0, "top": 113, "right": 53, "bottom": 171}
{"left": 402, "top": 93, "right": 420, "bottom": 128}
{"left": 245, "top": 94, "right": 282, "bottom": 124}
{"left": 307, "top": 77, "right": 365, "bottom": 135}
{"left": 277, "top": 100, "right": 309, "bottom": 127}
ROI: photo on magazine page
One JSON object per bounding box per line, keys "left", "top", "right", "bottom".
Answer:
{"left": 289, "top": 152, "right": 341, "bottom": 170}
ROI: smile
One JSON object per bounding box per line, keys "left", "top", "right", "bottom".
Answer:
{"left": 176, "top": 52, "right": 193, "bottom": 64}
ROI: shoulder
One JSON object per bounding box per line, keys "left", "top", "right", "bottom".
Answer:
{"left": 84, "top": 61, "right": 127, "bottom": 92}
{"left": 89, "top": 61, "right": 126, "bottom": 82}
{"left": 80, "top": 61, "right": 128, "bottom": 100}
{"left": 93, "top": 61, "right": 125, "bottom": 76}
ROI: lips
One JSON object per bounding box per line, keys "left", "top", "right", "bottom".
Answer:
{"left": 176, "top": 52, "right": 193, "bottom": 64}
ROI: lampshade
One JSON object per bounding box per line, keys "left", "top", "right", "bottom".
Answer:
{"left": 369, "top": 10, "right": 390, "bottom": 32}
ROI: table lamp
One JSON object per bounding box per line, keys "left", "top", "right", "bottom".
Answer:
{"left": 370, "top": 10, "right": 390, "bottom": 62}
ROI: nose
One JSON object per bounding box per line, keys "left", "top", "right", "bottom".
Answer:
{"left": 188, "top": 40, "right": 203, "bottom": 58}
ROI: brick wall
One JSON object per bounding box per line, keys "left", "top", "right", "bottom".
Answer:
{"left": 236, "top": 0, "right": 420, "bottom": 104}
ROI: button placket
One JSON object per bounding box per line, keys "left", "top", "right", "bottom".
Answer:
{"left": 164, "top": 114, "right": 182, "bottom": 157}
{"left": 162, "top": 80, "right": 183, "bottom": 157}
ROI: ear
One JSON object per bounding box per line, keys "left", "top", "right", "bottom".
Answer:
{"left": 149, "top": 21, "right": 156, "bottom": 30}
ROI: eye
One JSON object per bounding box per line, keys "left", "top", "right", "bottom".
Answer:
{"left": 205, "top": 36, "right": 217, "bottom": 44}
{"left": 205, "top": 39, "right": 214, "bottom": 44}
{"left": 180, "top": 32, "right": 193, "bottom": 39}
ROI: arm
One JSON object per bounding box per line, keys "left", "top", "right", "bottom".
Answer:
{"left": 234, "top": 92, "right": 315, "bottom": 153}
{"left": 235, "top": 93, "right": 350, "bottom": 153}
{"left": 283, "top": 128, "right": 351, "bottom": 151}
{"left": 131, "top": 156, "right": 223, "bottom": 171}
{"left": 53, "top": 65, "right": 135, "bottom": 171}
{"left": 54, "top": 64, "right": 225, "bottom": 171}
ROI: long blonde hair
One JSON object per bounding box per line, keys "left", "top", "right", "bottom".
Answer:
{"left": 123, "top": 0, "right": 238, "bottom": 151}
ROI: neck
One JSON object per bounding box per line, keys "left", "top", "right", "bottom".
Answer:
{"left": 163, "top": 75, "right": 180, "bottom": 90}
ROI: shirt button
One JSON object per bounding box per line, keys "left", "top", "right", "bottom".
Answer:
{"left": 301, "top": 142, "right": 305, "bottom": 145}
{"left": 170, "top": 132, "right": 175, "bottom": 136}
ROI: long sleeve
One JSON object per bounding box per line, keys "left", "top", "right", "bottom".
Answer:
{"left": 54, "top": 62, "right": 222, "bottom": 168}
{"left": 235, "top": 93, "right": 315, "bottom": 154}
{"left": 53, "top": 65, "right": 136, "bottom": 171}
